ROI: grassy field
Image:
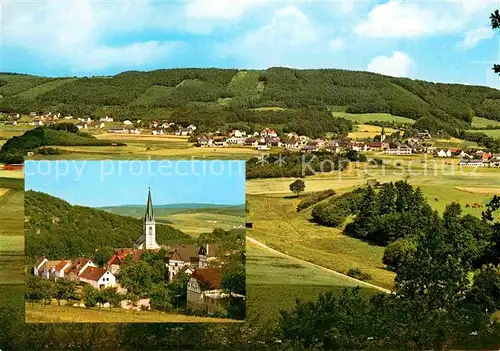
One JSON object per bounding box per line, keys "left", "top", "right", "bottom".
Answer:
{"left": 467, "top": 129, "right": 500, "bottom": 138}
{"left": 26, "top": 304, "right": 242, "bottom": 323}
{"left": 0, "top": 190, "right": 24, "bottom": 237}
{"left": 471, "top": 116, "right": 500, "bottom": 128}
{"left": 332, "top": 112, "right": 415, "bottom": 124}
{"left": 163, "top": 211, "right": 244, "bottom": 236}
{"left": 246, "top": 242, "right": 379, "bottom": 324}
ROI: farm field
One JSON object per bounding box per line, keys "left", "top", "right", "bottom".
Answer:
{"left": 31, "top": 143, "right": 264, "bottom": 160}
{"left": 26, "top": 304, "right": 242, "bottom": 323}
{"left": 0, "top": 169, "right": 24, "bottom": 179}
{"left": 245, "top": 241, "right": 379, "bottom": 324}
{"left": 471, "top": 116, "right": 500, "bottom": 128}
{"left": 332, "top": 112, "right": 415, "bottom": 124}
{"left": 347, "top": 124, "right": 396, "bottom": 140}
{"left": 162, "top": 211, "right": 245, "bottom": 236}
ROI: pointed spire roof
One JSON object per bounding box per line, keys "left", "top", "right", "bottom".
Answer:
{"left": 144, "top": 187, "right": 154, "bottom": 222}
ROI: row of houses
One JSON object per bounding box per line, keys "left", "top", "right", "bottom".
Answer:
{"left": 33, "top": 243, "right": 238, "bottom": 315}
{"left": 460, "top": 154, "right": 500, "bottom": 167}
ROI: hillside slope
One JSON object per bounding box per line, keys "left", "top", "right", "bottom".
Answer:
{"left": 25, "top": 191, "right": 193, "bottom": 260}
{"left": 1, "top": 68, "right": 500, "bottom": 132}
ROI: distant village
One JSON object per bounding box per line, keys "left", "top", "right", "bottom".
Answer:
{"left": 2, "top": 112, "right": 500, "bottom": 167}
{"left": 31, "top": 188, "right": 244, "bottom": 316}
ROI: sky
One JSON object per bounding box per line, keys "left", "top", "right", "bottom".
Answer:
{"left": 1, "top": 0, "right": 499, "bottom": 88}
{"left": 24, "top": 160, "right": 246, "bottom": 207}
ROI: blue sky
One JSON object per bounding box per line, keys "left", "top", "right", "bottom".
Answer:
{"left": 1, "top": 0, "right": 500, "bottom": 88}
{"left": 24, "top": 160, "right": 246, "bottom": 207}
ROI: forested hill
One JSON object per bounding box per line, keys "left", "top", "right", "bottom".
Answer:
{"left": 25, "top": 191, "right": 193, "bottom": 260}
{"left": 2, "top": 68, "right": 500, "bottom": 134}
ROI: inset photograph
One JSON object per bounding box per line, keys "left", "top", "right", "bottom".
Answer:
{"left": 24, "top": 160, "right": 245, "bottom": 323}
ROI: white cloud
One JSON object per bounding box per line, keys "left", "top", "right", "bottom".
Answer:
{"left": 217, "top": 6, "right": 323, "bottom": 67}
{"left": 329, "top": 38, "right": 345, "bottom": 50}
{"left": 2, "top": 0, "right": 182, "bottom": 73}
{"left": 367, "top": 51, "right": 413, "bottom": 77}
{"left": 355, "top": 0, "right": 463, "bottom": 38}
{"left": 458, "top": 27, "right": 495, "bottom": 50}
{"left": 185, "top": 0, "right": 269, "bottom": 19}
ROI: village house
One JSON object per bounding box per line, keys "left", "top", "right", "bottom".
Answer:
{"left": 256, "top": 142, "right": 270, "bottom": 151}
{"left": 196, "top": 137, "right": 213, "bottom": 147}
{"left": 348, "top": 142, "right": 368, "bottom": 152}
{"left": 33, "top": 257, "right": 71, "bottom": 280}
{"left": 108, "top": 128, "right": 129, "bottom": 134}
{"left": 152, "top": 129, "right": 164, "bottom": 136}
{"left": 187, "top": 124, "right": 197, "bottom": 131}
{"left": 436, "top": 149, "right": 452, "bottom": 158}
{"left": 284, "top": 139, "right": 300, "bottom": 149}
{"left": 175, "top": 128, "right": 192, "bottom": 136}
{"left": 29, "top": 112, "right": 38, "bottom": 117}
{"left": 301, "top": 144, "right": 319, "bottom": 153}
{"left": 326, "top": 141, "right": 341, "bottom": 153}
{"left": 77, "top": 123, "right": 88, "bottom": 130}
{"left": 165, "top": 245, "right": 208, "bottom": 282}
{"left": 226, "top": 136, "right": 245, "bottom": 145}
{"left": 79, "top": 267, "right": 116, "bottom": 289}
{"left": 123, "top": 120, "right": 133, "bottom": 126}
{"left": 187, "top": 268, "right": 244, "bottom": 315}
{"left": 161, "top": 122, "right": 175, "bottom": 129}
{"left": 151, "top": 121, "right": 159, "bottom": 128}
{"left": 417, "top": 130, "right": 432, "bottom": 139}
{"left": 244, "top": 138, "right": 259, "bottom": 147}
{"left": 64, "top": 116, "right": 74, "bottom": 120}
{"left": 265, "top": 136, "right": 281, "bottom": 147}
{"left": 386, "top": 145, "right": 412, "bottom": 155}
{"left": 4, "top": 120, "right": 17, "bottom": 126}
{"left": 99, "top": 116, "right": 113, "bottom": 122}
{"left": 260, "top": 128, "right": 277, "bottom": 138}
{"left": 30, "top": 119, "right": 44, "bottom": 126}
{"left": 368, "top": 142, "right": 389, "bottom": 151}
{"left": 230, "top": 130, "right": 246, "bottom": 138}
{"left": 459, "top": 159, "right": 485, "bottom": 167}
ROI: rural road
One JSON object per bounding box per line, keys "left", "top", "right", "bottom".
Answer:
{"left": 246, "top": 236, "right": 393, "bottom": 294}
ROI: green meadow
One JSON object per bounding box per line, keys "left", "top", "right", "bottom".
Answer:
{"left": 331, "top": 112, "right": 416, "bottom": 124}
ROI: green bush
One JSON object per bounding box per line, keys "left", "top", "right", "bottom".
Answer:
{"left": 346, "top": 267, "right": 372, "bottom": 281}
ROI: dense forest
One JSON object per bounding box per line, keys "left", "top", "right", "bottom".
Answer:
{"left": 1, "top": 68, "right": 500, "bottom": 136}
{"left": 25, "top": 191, "right": 193, "bottom": 260}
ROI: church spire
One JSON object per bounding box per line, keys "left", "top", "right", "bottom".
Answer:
{"left": 144, "top": 187, "right": 154, "bottom": 222}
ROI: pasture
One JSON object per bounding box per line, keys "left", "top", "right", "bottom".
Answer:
{"left": 332, "top": 112, "right": 415, "bottom": 124}
{"left": 246, "top": 242, "right": 379, "bottom": 324}
{"left": 467, "top": 129, "right": 500, "bottom": 138}
{"left": 25, "top": 304, "right": 242, "bottom": 323}
{"left": 471, "top": 116, "right": 500, "bottom": 128}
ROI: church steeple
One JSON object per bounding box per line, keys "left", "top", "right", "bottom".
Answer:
{"left": 144, "top": 187, "right": 154, "bottom": 222}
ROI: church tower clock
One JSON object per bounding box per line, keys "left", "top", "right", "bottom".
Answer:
{"left": 135, "top": 187, "right": 159, "bottom": 250}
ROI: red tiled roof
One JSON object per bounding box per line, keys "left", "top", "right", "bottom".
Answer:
{"left": 79, "top": 267, "right": 109, "bottom": 282}
{"left": 191, "top": 268, "right": 222, "bottom": 290}
{"left": 55, "top": 260, "right": 69, "bottom": 271}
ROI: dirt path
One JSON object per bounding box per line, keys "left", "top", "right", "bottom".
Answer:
{"left": 246, "top": 236, "right": 392, "bottom": 294}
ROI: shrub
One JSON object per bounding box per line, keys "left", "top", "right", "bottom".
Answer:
{"left": 346, "top": 267, "right": 372, "bottom": 281}
{"left": 297, "top": 189, "right": 336, "bottom": 212}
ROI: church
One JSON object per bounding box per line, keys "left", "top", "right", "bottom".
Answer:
{"left": 134, "top": 187, "right": 160, "bottom": 250}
